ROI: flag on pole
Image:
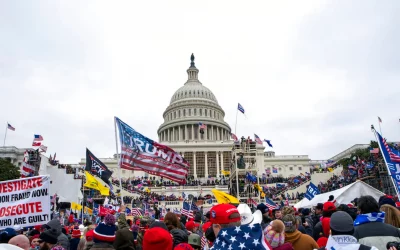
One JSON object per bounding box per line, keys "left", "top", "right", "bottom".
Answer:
{"left": 254, "top": 134, "right": 263, "bottom": 145}
{"left": 32, "top": 142, "right": 41, "bottom": 147}
{"left": 131, "top": 207, "right": 143, "bottom": 216}
{"left": 86, "top": 148, "right": 113, "bottom": 189}
{"left": 238, "top": 103, "right": 245, "bottom": 114}
{"left": 115, "top": 117, "right": 189, "bottom": 184}
{"left": 230, "top": 133, "right": 238, "bottom": 142}
{"left": 181, "top": 201, "right": 194, "bottom": 218}
{"left": 378, "top": 117, "right": 382, "bottom": 123}
{"left": 264, "top": 139, "right": 273, "bottom": 147}
{"left": 7, "top": 123, "right": 15, "bottom": 131}
{"left": 198, "top": 122, "right": 207, "bottom": 129}
{"left": 39, "top": 145, "right": 48, "bottom": 153}
{"left": 84, "top": 171, "right": 110, "bottom": 196}
{"left": 33, "top": 134, "right": 44, "bottom": 141}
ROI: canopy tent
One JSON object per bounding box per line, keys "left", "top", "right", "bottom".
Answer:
{"left": 294, "top": 180, "right": 384, "bottom": 209}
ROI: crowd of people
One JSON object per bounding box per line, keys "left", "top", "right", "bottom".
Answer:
{"left": 1, "top": 194, "right": 399, "bottom": 250}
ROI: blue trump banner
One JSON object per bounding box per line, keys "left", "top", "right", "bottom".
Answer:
{"left": 305, "top": 182, "right": 320, "bottom": 201}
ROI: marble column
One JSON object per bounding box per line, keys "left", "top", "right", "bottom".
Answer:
{"left": 179, "top": 126, "right": 181, "bottom": 141}
{"left": 205, "top": 152, "right": 208, "bottom": 178}
{"left": 193, "top": 152, "right": 197, "bottom": 178}
{"left": 205, "top": 125, "right": 208, "bottom": 141}
{"left": 192, "top": 124, "right": 194, "bottom": 140}
{"left": 217, "top": 127, "right": 220, "bottom": 141}
{"left": 216, "top": 152, "right": 220, "bottom": 178}
{"left": 185, "top": 125, "right": 188, "bottom": 140}
{"left": 168, "top": 129, "right": 170, "bottom": 142}
{"left": 221, "top": 152, "right": 224, "bottom": 171}
{"left": 211, "top": 125, "right": 214, "bottom": 140}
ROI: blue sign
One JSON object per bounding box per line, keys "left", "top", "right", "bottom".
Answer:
{"left": 305, "top": 182, "right": 320, "bottom": 201}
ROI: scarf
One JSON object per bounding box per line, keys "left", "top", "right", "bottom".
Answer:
{"left": 354, "top": 212, "right": 385, "bottom": 226}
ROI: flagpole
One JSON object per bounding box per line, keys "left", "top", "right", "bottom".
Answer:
{"left": 378, "top": 117, "right": 383, "bottom": 136}
{"left": 234, "top": 109, "right": 238, "bottom": 135}
{"left": 114, "top": 117, "right": 125, "bottom": 205}
{"left": 82, "top": 178, "right": 84, "bottom": 221}
{"left": 373, "top": 128, "right": 400, "bottom": 197}
{"left": 3, "top": 123, "right": 8, "bottom": 147}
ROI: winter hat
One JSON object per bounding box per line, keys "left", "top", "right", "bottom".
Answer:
{"left": 264, "top": 220, "right": 285, "bottom": 248}
{"left": 330, "top": 211, "right": 354, "bottom": 233}
{"left": 257, "top": 203, "right": 269, "bottom": 214}
{"left": 143, "top": 227, "right": 173, "bottom": 250}
{"left": 149, "top": 221, "right": 168, "bottom": 231}
{"left": 188, "top": 233, "right": 201, "bottom": 247}
{"left": 174, "top": 243, "right": 194, "bottom": 250}
{"left": 379, "top": 197, "right": 396, "bottom": 208}
{"left": 282, "top": 214, "right": 297, "bottom": 233}
{"left": 317, "top": 236, "right": 328, "bottom": 248}
{"left": 86, "top": 230, "right": 94, "bottom": 241}
{"left": 328, "top": 195, "right": 335, "bottom": 202}
{"left": 72, "top": 229, "right": 81, "bottom": 238}
{"left": 323, "top": 202, "right": 336, "bottom": 212}
{"left": 93, "top": 214, "right": 117, "bottom": 243}
{"left": 301, "top": 208, "right": 310, "bottom": 216}
{"left": 39, "top": 228, "right": 59, "bottom": 244}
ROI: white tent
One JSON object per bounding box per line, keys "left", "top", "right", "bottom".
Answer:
{"left": 294, "top": 180, "right": 384, "bottom": 209}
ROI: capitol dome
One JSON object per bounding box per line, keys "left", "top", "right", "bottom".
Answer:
{"left": 158, "top": 54, "right": 231, "bottom": 143}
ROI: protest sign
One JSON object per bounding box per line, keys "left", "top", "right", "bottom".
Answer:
{"left": 0, "top": 175, "right": 50, "bottom": 229}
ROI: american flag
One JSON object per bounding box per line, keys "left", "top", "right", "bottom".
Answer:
{"left": 210, "top": 223, "right": 271, "bottom": 250}
{"left": 238, "top": 103, "right": 245, "bottom": 114}
{"left": 231, "top": 133, "right": 239, "bottom": 142}
{"left": 247, "top": 198, "right": 258, "bottom": 207}
{"left": 116, "top": 117, "right": 190, "bottom": 184}
{"left": 7, "top": 123, "right": 15, "bottom": 131}
{"left": 181, "top": 201, "right": 194, "bottom": 218}
{"left": 254, "top": 134, "right": 263, "bottom": 145}
{"left": 382, "top": 137, "right": 400, "bottom": 163}
{"left": 191, "top": 202, "right": 199, "bottom": 211}
{"left": 198, "top": 122, "right": 207, "bottom": 129}
{"left": 32, "top": 141, "right": 41, "bottom": 147}
{"left": 265, "top": 198, "right": 278, "bottom": 210}
{"left": 21, "top": 162, "right": 35, "bottom": 178}
{"left": 201, "top": 236, "right": 208, "bottom": 249}
{"left": 131, "top": 208, "right": 143, "bottom": 216}
{"left": 33, "top": 134, "right": 44, "bottom": 141}
{"left": 370, "top": 148, "right": 379, "bottom": 154}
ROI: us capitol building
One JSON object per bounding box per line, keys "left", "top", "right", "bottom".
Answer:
{"left": 79, "top": 55, "right": 312, "bottom": 185}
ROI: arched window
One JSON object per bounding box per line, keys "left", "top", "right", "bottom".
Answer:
{"left": 194, "top": 108, "right": 197, "bottom": 116}
{"left": 205, "top": 109, "right": 208, "bottom": 116}
{"left": 189, "top": 109, "right": 191, "bottom": 116}
{"left": 200, "top": 109, "right": 202, "bottom": 116}
{"left": 178, "top": 110, "right": 181, "bottom": 117}
{"left": 183, "top": 109, "right": 186, "bottom": 116}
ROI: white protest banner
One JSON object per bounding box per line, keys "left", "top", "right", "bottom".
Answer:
{"left": 0, "top": 175, "right": 50, "bottom": 229}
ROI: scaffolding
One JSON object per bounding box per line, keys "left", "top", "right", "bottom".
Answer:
{"left": 26, "top": 149, "right": 41, "bottom": 176}
{"left": 229, "top": 140, "right": 262, "bottom": 207}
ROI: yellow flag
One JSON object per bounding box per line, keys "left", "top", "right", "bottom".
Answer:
{"left": 327, "top": 167, "right": 333, "bottom": 172}
{"left": 71, "top": 202, "right": 82, "bottom": 211}
{"left": 84, "top": 171, "right": 110, "bottom": 196}
{"left": 221, "top": 170, "right": 230, "bottom": 176}
{"left": 211, "top": 189, "right": 239, "bottom": 204}
{"left": 84, "top": 207, "right": 93, "bottom": 215}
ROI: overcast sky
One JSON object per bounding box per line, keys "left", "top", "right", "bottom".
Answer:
{"left": 1, "top": 1, "right": 399, "bottom": 163}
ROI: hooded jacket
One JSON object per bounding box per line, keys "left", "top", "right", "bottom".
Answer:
{"left": 114, "top": 213, "right": 135, "bottom": 250}
{"left": 47, "top": 219, "right": 70, "bottom": 250}
{"left": 170, "top": 228, "right": 188, "bottom": 247}
{"left": 284, "top": 230, "right": 319, "bottom": 250}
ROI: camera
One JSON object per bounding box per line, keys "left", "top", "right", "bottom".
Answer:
{"left": 387, "top": 242, "right": 400, "bottom": 250}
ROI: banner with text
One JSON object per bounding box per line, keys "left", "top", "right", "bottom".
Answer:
{"left": 0, "top": 175, "right": 50, "bottom": 229}
{"left": 305, "top": 182, "right": 320, "bottom": 201}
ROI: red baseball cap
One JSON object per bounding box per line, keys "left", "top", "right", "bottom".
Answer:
{"left": 202, "top": 221, "right": 212, "bottom": 232}
{"left": 185, "top": 221, "right": 200, "bottom": 231}
{"left": 209, "top": 204, "right": 240, "bottom": 225}
{"left": 323, "top": 202, "right": 336, "bottom": 212}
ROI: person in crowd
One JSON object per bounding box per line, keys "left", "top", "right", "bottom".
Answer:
{"left": 320, "top": 202, "right": 336, "bottom": 238}
{"left": 353, "top": 195, "right": 400, "bottom": 250}
{"left": 201, "top": 222, "right": 214, "bottom": 250}
{"left": 39, "top": 228, "right": 66, "bottom": 250}
{"left": 273, "top": 208, "right": 283, "bottom": 220}
{"left": 77, "top": 225, "right": 95, "bottom": 250}
{"left": 0, "top": 228, "right": 17, "bottom": 243}
{"left": 164, "top": 212, "right": 188, "bottom": 247}
{"left": 380, "top": 204, "right": 400, "bottom": 228}
{"left": 209, "top": 204, "right": 241, "bottom": 237}
{"left": 114, "top": 205, "right": 136, "bottom": 250}
{"left": 83, "top": 230, "right": 94, "bottom": 250}
{"left": 31, "top": 234, "right": 41, "bottom": 250}
{"left": 45, "top": 219, "right": 70, "bottom": 250}
{"left": 300, "top": 208, "right": 314, "bottom": 237}
{"left": 142, "top": 227, "right": 173, "bottom": 250}
{"left": 92, "top": 214, "right": 117, "bottom": 250}
{"left": 185, "top": 221, "right": 200, "bottom": 235}
{"left": 136, "top": 218, "right": 149, "bottom": 250}
{"left": 70, "top": 228, "right": 81, "bottom": 250}
{"left": 154, "top": 204, "right": 160, "bottom": 219}
{"left": 311, "top": 203, "right": 323, "bottom": 227}
{"left": 282, "top": 213, "right": 319, "bottom": 250}
{"left": 257, "top": 203, "right": 271, "bottom": 229}
{"left": 174, "top": 243, "right": 194, "bottom": 250}
{"left": 320, "top": 211, "right": 378, "bottom": 250}
{"left": 264, "top": 220, "right": 293, "bottom": 250}
{"left": 188, "top": 234, "right": 201, "bottom": 250}
{"left": 8, "top": 234, "right": 31, "bottom": 250}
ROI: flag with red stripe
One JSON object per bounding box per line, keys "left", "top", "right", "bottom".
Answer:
{"left": 115, "top": 117, "right": 189, "bottom": 184}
